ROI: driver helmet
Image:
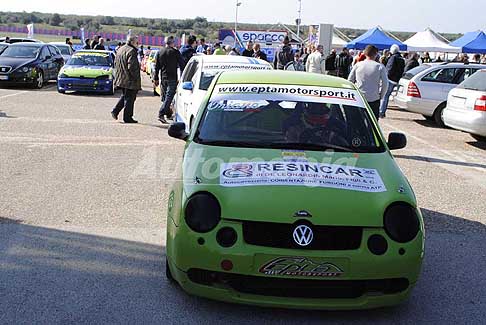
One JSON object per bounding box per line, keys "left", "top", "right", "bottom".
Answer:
{"left": 303, "top": 103, "right": 331, "bottom": 126}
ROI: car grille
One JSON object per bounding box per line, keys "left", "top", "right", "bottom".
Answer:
{"left": 0, "top": 66, "right": 12, "bottom": 73}
{"left": 242, "top": 221, "right": 362, "bottom": 250}
{"left": 187, "top": 269, "right": 409, "bottom": 299}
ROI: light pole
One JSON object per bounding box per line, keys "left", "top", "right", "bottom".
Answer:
{"left": 296, "top": 0, "right": 302, "bottom": 40}
{"left": 235, "top": 1, "right": 242, "bottom": 47}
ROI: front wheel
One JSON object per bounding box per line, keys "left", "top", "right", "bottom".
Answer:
{"left": 471, "top": 134, "right": 486, "bottom": 142}
{"left": 33, "top": 71, "right": 44, "bottom": 89}
{"left": 422, "top": 114, "right": 434, "bottom": 121}
{"left": 57, "top": 88, "right": 65, "bottom": 94}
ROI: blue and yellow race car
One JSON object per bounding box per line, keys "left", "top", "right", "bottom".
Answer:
{"left": 57, "top": 50, "right": 115, "bottom": 95}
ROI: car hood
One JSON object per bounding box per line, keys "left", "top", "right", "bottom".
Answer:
{"left": 0, "top": 57, "right": 36, "bottom": 71}
{"left": 181, "top": 143, "right": 416, "bottom": 227}
{"left": 60, "top": 65, "right": 113, "bottom": 78}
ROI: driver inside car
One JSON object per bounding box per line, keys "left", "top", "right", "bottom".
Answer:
{"left": 283, "top": 102, "right": 348, "bottom": 146}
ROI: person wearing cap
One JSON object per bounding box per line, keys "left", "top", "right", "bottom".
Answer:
{"left": 274, "top": 36, "right": 294, "bottom": 70}
{"left": 379, "top": 44, "right": 405, "bottom": 118}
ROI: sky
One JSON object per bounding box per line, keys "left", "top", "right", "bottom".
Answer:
{"left": 1, "top": 0, "right": 484, "bottom": 33}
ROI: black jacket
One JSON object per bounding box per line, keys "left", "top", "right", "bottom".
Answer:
{"left": 253, "top": 50, "right": 267, "bottom": 62}
{"left": 386, "top": 53, "right": 405, "bottom": 82}
{"left": 273, "top": 45, "right": 294, "bottom": 70}
{"left": 180, "top": 45, "right": 196, "bottom": 70}
{"left": 404, "top": 58, "right": 419, "bottom": 73}
{"left": 325, "top": 53, "right": 337, "bottom": 71}
{"left": 154, "top": 46, "right": 184, "bottom": 81}
{"left": 94, "top": 44, "right": 105, "bottom": 51}
{"left": 241, "top": 49, "right": 253, "bottom": 57}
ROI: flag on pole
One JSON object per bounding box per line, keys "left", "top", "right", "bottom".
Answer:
{"left": 80, "top": 27, "right": 85, "bottom": 44}
{"left": 27, "top": 24, "right": 34, "bottom": 39}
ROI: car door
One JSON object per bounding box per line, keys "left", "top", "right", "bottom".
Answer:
{"left": 176, "top": 60, "right": 199, "bottom": 125}
{"left": 39, "top": 46, "right": 53, "bottom": 80}
{"left": 419, "top": 68, "right": 462, "bottom": 103}
{"left": 48, "top": 45, "right": 64, "bottom": 78}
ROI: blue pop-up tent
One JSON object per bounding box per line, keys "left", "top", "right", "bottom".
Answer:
{"left": 346, "top": 27, "right": 407, "bottom": 51}
{"left": 449, "top": 31, "right": 486, "bottom": 54}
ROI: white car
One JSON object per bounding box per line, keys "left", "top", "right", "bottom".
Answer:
{"left": 444, "top": 69, "right": 486, "bottom": 142}
{"left": 49, "top": 42, "right": 74, "bottom": 63}
{"left": 394, "top": 63, "right": 483, "bottom": 127}
{"left": 174, "top": 55, "right": 272, "bottom": 130}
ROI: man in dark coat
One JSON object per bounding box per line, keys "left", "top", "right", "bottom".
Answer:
{"left": 253, "top": 43, "right": 267, "bottom": 61}
{"left": 154, "top": 36, "right": 184, "bottom": 124}
{"left": 241, "top": 41, "right": 254, "bottom": 57}
{"left": 335, "top": 48, "right": 353, "bottom": 79}
{"left": 180, "top": 35, "right": 197, "bottom": 71}
{"left": 404, "top": 53, "right": 420, "bottom": 73}
{"left": 379, "top": 44, "right": 405, "bottom": 118}
{"left": 111, "top": 36, "right": 141, "bottom": 124}
{"left": 273, "top": 36, "right": 294, "bottom": 70}
{"left": 325, "top": 49, "right": 337, "bottom": 75}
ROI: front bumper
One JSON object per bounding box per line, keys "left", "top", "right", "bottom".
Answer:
{"left": 167, "top": 218, "right": 424, "bottom": 310}
{"left": 57, "top": 77, "right": 113, "bottom": 93}
{"left": 444, "top": 106, "right": 486, "bottom": 137}
{"left": 0, "top": 72, "right": 36, "bottom": 85}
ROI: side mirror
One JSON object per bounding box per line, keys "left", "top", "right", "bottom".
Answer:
{"left": 168, "top": 122, "right": 189, "bottom": 141}
{"left": 387, "top": 132, "right": 407, "bottom": 150}
{"left": 44, "top": 55, "right": 52, "bottom": 60}
{"left": 181, "top": 81, "right": 193, "bottom": 91}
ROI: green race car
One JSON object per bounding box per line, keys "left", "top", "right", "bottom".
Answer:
{"left": 166, "top": 70, "right": 424, "bottom": 310}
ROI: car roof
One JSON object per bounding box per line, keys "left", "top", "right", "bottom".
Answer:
{"left": 74, "top": 50, "right": 113, "bottom": 54}
{"left": 427, "top": 62, "right": 485, "bottom": 69}
{"left": 0, "top": 37, "right": 42, "bottom": 43}
{"left": 49, "top": 42, "right": 70, "bottom": 46}
{"left": 7, "top": 42, "right": 44, "bottom": 47}
{"left": 216, "top": 70, "right": 356, "bottom": 88}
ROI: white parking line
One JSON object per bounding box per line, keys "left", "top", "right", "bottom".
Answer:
{"left": 0, "top": 91, "right": 28, "bottom": 99}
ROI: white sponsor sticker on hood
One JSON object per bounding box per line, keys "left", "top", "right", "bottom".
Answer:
{"left": 220, "top": 161, "right": 386, "bottom": 193}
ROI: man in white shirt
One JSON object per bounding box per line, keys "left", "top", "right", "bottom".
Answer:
{"left": 305, "top": 45, "right": 326, "bottom": 74}
{"left": 348, "top": 45, "right": 389, "bottom": 119}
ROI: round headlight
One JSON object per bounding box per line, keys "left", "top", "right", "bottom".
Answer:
{"left": 22, "top": 66, "right": 31, "bottom": 73}
{"left": 383, "top": 202, "right": 420, "bottom": 243}
{"left": 184, "top": 192, "right": 221, "bottom": 233}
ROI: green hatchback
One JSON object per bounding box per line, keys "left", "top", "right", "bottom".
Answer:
{"left": 166, "top": 70, "right": 424, "bottom": 310}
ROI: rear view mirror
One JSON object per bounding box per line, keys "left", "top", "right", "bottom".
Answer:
{"left": 168, "top": 122, "right": 189, "bottom": 141}
{"left": 182, "top": 81, "right": 193, "bottom": 91}
{"left": 387, "top": 132, "right": 407, "bottom": 150}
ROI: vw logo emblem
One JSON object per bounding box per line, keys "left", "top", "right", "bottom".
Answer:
{"left": 293, "top": 225, "right": 314, "bottom": 246}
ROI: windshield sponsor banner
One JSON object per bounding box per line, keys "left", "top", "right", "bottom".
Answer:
{"left": 74, "top": 52, "right": 110, "bottom": 57}
{"left": 220, "top": 161, "right": 386, "bottom": 193}
{"left": 203, "top": 63, "right": 271, "bottom": 72}
{"left": 212, "top": 84, "right": 364, "bottom": 107}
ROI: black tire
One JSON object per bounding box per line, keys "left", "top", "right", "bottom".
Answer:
{"left": 422, "top": 114, "right": 434, "bottom": 121}
{"left": 433, "top": 103, "right": 447, "bottom": 128}
{"left": 33, "top": 71, "right": 44, "bottom": 89}
{"left": 57, "top": 88, "right": 65, "bottom": 94}
{"left": 471, "top": 134, "right": 486, "bottom": 142}
{"left": 166, "top": 258, "right": 175, "bottom": 282}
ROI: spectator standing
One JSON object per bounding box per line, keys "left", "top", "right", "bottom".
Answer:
{"left": 472, "top": 54, "right": 481, "bottom": 64}
{"left": 180, "top": 36, "right": 197, "bottom": 70}
{"left": 404, "top": 52, "right": 420, "bottom": 72}
{"left": 83, "top": 38, "right": 91, "bottom": 50}
{"left": 94, "top": 38, "right": 106, "bottom": 50}
{"left": 4, "top": 36, "right": 10, "bottom": 43}
{"left": 212, "top": 43, "right": 226, "bottom": 55}
{"left": 348, "top": 45, "right": 389, "bottom": 120}
{"left": 196, "top": 38, "right": 208, "bottom": 53}
{"left": 273, "top": 36, "right": 294, "bottom": 70}
{"left": 90, "top": 35, "right": 100, "bottom": 49}
{"left": 325, "top": 49, "right": 337, "bottom": 76}
{"left": 284, "top": 53, "right": 305, "bottom": 71}
{"left": 253, "top": 43, "right": 268, "bottom": 61}
{"left": 241, "top": 41, "right": 254, "bottom": 57}
{"left": 206, "top": 47, "right": 213, "bottom": 55}
{"left": 380, "top": 50, "right": 390, "bottom": 66}
{"left": 421, "top": 52, "right": 432, "bottom": 63}
{"left": 153, "top": 36, "right": 184, "bottom": 124}
{"left": 305, "top": 44, "right": 325, "bottom": 74}
{"left": 379, "top": 44, "right": 405, "bottom": 118}
{"left": 115, "top": 42, "right": 122, "bottom": 53}
{"left": 336, "top": 48, "right": 353, "bottom": 79}
{"left": 111, "top": 35, "right": 141, "bottom": 124}
{"left": 481, "top": 54, "right": 486, "bottom": 64}
{"left": 301, "top": 46, "right": 310, "bottom": 67}
{"left": 138, "top": 45, "right": 145, "bottom": 60}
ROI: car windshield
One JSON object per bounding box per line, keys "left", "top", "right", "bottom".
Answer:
{"left": 195, "top": 83, "right": 384, "bottom": 153}
{"left": 0, "top": 44, "right": 7, "bottom": 54}
{"left": 402, "top": 64, "right": 431, "bottom": 80}
{"left": 68, "top": 54, "right": 112, "bottom": 66}
{"left": 55, "top": 45, "right": 71, "bottom": 55}
{"left": 457, "top": 70, "right": 486, "bottom": 91}
{"left": 0, "top": 45, "right": 40, "bottom": 58}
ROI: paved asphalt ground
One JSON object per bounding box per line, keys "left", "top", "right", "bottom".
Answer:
{"left": 1, "top": 76, "right": 485, "bottom": 324}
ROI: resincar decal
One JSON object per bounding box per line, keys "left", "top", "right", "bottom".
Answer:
{"left": 220, "top": 161, "right": 387, "bottom": 193}
{"left": 259, "top": 257, "right": 344, "bottom": 278}
{"left": 212, "top": 84, "right": 363, "bottom": 107}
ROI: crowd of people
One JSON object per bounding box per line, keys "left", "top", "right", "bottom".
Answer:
{"left": 108, "top": 33, "right": 486, "bottom": 125}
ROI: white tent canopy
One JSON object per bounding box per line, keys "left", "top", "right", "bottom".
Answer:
{"left": 332, "top": 34, "right": 348, "bottom": 49}
{"left": 404, "top": 28, "right": 461, "bottom": 53}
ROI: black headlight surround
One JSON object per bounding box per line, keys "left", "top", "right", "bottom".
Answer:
{"left": 96, "top": 74, "right": 110, "bottom": 80}
{"left": 383, "top": 202, "right": 420, "bottom": 243}
{"left": 184, "top": 192, "right": 221, "bottom": 233}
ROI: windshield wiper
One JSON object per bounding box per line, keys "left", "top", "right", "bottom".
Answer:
{"left": 268, "top": 142, "right": 354, "bottom": 152}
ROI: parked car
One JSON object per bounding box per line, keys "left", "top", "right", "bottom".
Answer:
{"left": 57, "top": 50, "right": 115, "bottom": 94}
{"left": 0, "top": 42, "right": 64, "bottom": 88}
{"left": 0, "top": 37, "right": 42, "bottom": 43}
{"left": 394, "top": 63, "right": 483, "bottom": 127}
{"left": 174, "top": 55, "right": 272, "bottom": 131}
{"left": 0, "top": 43, "right": 8, "bottom": 54}
{"left": 49, "top": 42, "right": 74, "bottom": 62}
{"left": 165, "top": 70, "right": 424, "bottom": 310}
{"left": 443, "top": 69, "right": 486, "bottom": 142}
{"left": 145, "top": 49, "right": 159, "bottom": 77}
